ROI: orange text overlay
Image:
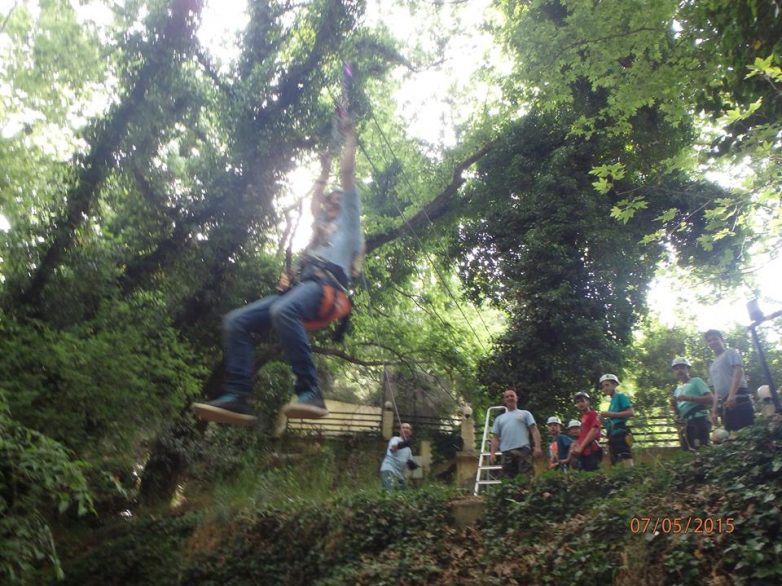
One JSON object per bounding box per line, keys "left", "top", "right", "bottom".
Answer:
{"left": 629, "top": 516, "right": 735, "bottom": 535}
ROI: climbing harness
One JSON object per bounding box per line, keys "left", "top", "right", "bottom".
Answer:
{"left": 305, "top": 283, "right": 352, "bottom": 331}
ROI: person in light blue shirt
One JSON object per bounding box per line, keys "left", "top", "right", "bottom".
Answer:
{"left": 489, "top": 388, "right": 543, "bottom": 479}
{"left": 705, "top": 329, "right": 753, "bottom": 432}
{"left": 193, "top": 111, "right": 364, "bottom": 426}
{"left": 380, "top": 423, "right": 414, "bottom": 490}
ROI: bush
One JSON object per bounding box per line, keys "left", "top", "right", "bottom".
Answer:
{"left": 0, "top": 390, "right": 93, "bottom": 583}
{"left": 0, "top": 303, "right": 205, "bottom": 516}
{"left": 58, "top": 513, "right": 201, "bottom": 586}
{"left": 0, "top": 303, "right": 204, "bottom": 459}
{"left": 49, "top": 418, "right": 782, "bottom": 585}
{"left": 182, "top": 485, "right": 458, "bottom": 585}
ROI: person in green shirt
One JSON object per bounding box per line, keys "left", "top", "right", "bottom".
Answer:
{"left": 598, "top": 374, "right": 635, "bottom": 466}
{"left": 670, "top": 357, "right": 714, "bottom": 450}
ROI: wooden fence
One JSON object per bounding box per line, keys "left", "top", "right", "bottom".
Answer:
{"left": 285, "top": 402, "right": 681, "bottom": 449}
{"left": 286, "top": 408, "right": 383, "bottom": 436}
{"left": 285, "top": 409, "right": 460, "bottom": 437}
{"left": 628, "top": 416, "right": 680, "bottom": 448}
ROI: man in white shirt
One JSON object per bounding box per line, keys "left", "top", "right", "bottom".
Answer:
{"left": 380, "top": 422, "right": 415, "bottom": 490}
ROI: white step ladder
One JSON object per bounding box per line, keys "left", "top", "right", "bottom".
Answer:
{"left": 473, "top": 405, "right": 507, "bottom": 496}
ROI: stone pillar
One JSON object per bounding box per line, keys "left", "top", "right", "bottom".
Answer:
{"left": 758, "top": 385, "right": 777, "bottom": 418}
{"left": 460, "top": 405, "right": 476, "bottom": 452}
{"left": 382, "top": 401, "right": 394, "bottom": 439}
{"left": 455, "top": 451, "right": 478, "bottom": 489}
{"left": 273, "top": 411, "right": 287, "bottom": 438}
{"left": 419, "top": 439, "right": 432, "bottom": 476}
{"left": 450, "top": 497, "right": 485, "bottom": 527}
{"left": 455, "top": 405, "right": 478, "bottom": 489}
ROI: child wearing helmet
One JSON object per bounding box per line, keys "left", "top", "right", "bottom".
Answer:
{"left": 546, "top": 416, "right": 563, "bottom": 470}
{"left": 670, "top": 357, "right": 714, "bottom": 450}
{"left": 564, "top": 392, "right": 603, "bottom": 471}
{"left": 598, "top": 374, "right": 635, "bottom": 466}
{"left": 559, "top": 420, "right": 581, "bottom": 470}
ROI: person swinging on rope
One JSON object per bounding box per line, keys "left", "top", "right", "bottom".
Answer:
{"left": 193, "top": 108, "right": 364, "bottom": 426}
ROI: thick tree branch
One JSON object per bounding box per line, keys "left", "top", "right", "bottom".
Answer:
{"left": 365, "top": 140, "right": 496, "bottom": 253}
{"left": 10, "top": 0, "right": 204, "bottom": 313}
{"left": 195, "top": 47, "right": 232, "bottom": 95}
{"left": 0, "top": 2, "right": 18, "bottom": 35}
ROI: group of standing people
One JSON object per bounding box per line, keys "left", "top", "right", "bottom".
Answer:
{"left": 671, "top": 329, "right": 755, "bottom": 450}
{"left": 544, "top": 377, "right": 634, "bottom": 474}
{"left": 486, "top": 384, "right": 620, "bottom": 478}
{"left": 490, "top": 328, "right": 757, "bottom": 481}
{"left": 488, "top": 379, "right": 635, "bottom": 478}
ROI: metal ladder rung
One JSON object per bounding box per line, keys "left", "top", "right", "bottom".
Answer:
{"left": 476, "top": 480, "right": 502, "bottom": 486}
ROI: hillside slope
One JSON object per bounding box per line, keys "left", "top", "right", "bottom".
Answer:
{"left": 58, "top": 418, "right": 782, "bottom": 585}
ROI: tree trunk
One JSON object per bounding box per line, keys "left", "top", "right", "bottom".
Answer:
{"left": 11, "top": 0, "right": 204, "bottom": 314}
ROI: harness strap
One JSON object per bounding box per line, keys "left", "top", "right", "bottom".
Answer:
{"left": 304, "top": 284, "right": 352, "bottom": 331}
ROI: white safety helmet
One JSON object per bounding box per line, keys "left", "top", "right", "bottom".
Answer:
{"left": 546, "top": 416, "right": 562, "bottom": 425}
{"left": 757, "top": 385, "right": 772, "bottom": 402}
{"left": 567, "top": 419, "right": 581, "bottom": 429}
{"left": 671, "top": 357, "right": 691, "bottom": 368}
{"left": 599, "top": 373, "right": 620, "bottom": 384}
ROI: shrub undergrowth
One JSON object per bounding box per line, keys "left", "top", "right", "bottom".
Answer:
{"left": 52, "top": 417, "right": 782, "bottom": 585}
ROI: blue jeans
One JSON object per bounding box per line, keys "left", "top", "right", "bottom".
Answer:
{"left": 223, "top": 279, "right": 324, "bottom": 397}
{"left": 381, "top": 470, "right": 406, "bottom": 491}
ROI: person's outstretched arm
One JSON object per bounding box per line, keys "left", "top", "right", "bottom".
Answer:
{"left": 311, "top": 151, "right": 332, "bottom": 218}
{"left": 339, "top": 110, "right": 356, "bottom": 193}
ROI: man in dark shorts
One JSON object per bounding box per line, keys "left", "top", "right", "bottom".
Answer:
{"left": 705, "top": 329, "right": 754, "bottom": 432}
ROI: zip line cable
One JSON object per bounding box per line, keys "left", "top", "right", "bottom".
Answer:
{"left": 321, "top": 72, "right": 486, "bottom": 418}
{"left": 358, "top": 269, "right": 404, "bottom": 428}
{"left": 383, "top": 364, "right": 403, "bottom": 429}
{"left": 349, "top": 104, "right": 489, "bottom": 354}
{"left": 360, "top": 271, "right": 461, "bottom": 413}
{"left": 323, "top": 85, "right": 485, "bottom": 356}
{"left": 322, "top": 65, "right": 405, "bottom": 426}
{"left": 364, "top": 104, "right": 495, "bottom": 342}
{"left": 352, "top": 132, "right": 487, "bottom": 355}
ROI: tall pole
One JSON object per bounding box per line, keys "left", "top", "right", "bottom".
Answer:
{"left": 747, "top": 301, "right": 782, "bottom": 413}
{"left": 748, "top": 324, "right": 782, "bottom": 413}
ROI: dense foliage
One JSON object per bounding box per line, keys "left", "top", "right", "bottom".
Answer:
{"left": 0, "top": 390, "right": 93, "bottom": 582}
{"left": 497, "top": 0, "right": 782, "bottom": 264}
{"left": 482, "top": 419, "right": 782, "bottom": 585}
{"left": 49, "top": 418, "right": 782, "bottom": 585}
{"left": 451, "top": 105, "right": 734, "bottom": 414}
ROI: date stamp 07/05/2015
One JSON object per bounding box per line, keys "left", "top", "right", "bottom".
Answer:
{"left": 629, "top": 516, "right": 735, "bottom": 535}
